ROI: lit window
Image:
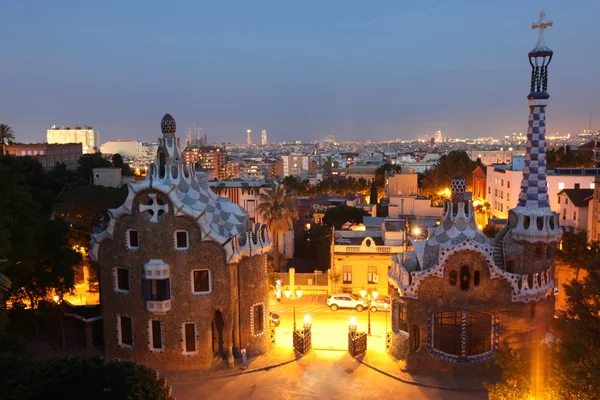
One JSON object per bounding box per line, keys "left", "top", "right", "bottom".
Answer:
{"left": 367, "top": 266, "right": 378, "bottom": 284}
{"left": 343, "top": 266, "right": 352, "bottom": 284}
{"left": 115, "top": 268, "right": 130, "bottom": 293}
{"left": 192, "top": 270, "right": 211, "bottom": 294}
{"left": 174, "top": 230, "right": 189, "bottom": 250}
{"left": 432, "top": 310, "right": 493, "bottom": 358}
{"left": 558, "top": 182, "right": 565, "bottom": 190}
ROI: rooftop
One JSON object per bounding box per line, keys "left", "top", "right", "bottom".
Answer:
{"left": 557, "top": 188, "right": 594, "bottom": 207}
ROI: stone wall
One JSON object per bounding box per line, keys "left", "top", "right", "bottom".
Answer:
{"left": 98, "top": 189, "right": 271, "bottom": 370}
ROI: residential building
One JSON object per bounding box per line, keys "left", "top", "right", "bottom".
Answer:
{"left": 331, "top": 217, "right": 405, "bottom": 295}
{"left": 131, "top": 142, "right": 159, "bottom": 172}
{"left": 385, "top": 172, "right": 418, "bottom": 197}
{"left": 90, "top": 114, "right": 273, "bottom": 371}
{"left": 557, "top": 188, "right": 593, "bottom": 233}
{"left": 472, "top": 166, "right": 487, "bottom": 203}
{"left": 47, "top": 124, "right": 99, "bottom": 154}
{"left": 93, "top": 168, "right": 122, "bottom": 188}
{"left": 225, "top": 160, "right": 241, "bottom": 179}
{"left": 486, "top": 157, "right": 599, "bottom": 218}
{"left": 210, "top": 180, "right": 295, "bottom": 259}
{"left": 100, "top": 140, "right": 140, "bottom": 158}
{"left": 182, "top": 146, "right": 227, "bottom": 180}
{"left": 588, "top": 177, "right": 600, "bottom": 242}
{"left": 387, "top": 195, "right": 443, "bottom": 219}
{"left": 387, "top": 24, "right": 562, "bottom": 375}
{"left": 274, "top": 155, "right": 316, "bottom": 179}
{"left": 346, "top": 164, "right": 379, "bottom": 181}
{"left": 469, "top": 149, "right": 526, "bottom": 165}
{"left": 593, "top": 136, "right": 600, "bottom": 168}
{"left": 0, "top": 142, "right": 82, "bottom": 170}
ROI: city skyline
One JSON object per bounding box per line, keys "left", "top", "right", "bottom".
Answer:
{"left": 2, "top": 1, "right": 599, "bottom": 144}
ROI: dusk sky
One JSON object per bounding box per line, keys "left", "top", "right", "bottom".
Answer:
{"left": 2, "top": 1, "right": 599, "bottom": 144}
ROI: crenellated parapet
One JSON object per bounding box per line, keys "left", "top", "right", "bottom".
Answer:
{"left": 388, "top": 238, "right": 554, "bottom": 303}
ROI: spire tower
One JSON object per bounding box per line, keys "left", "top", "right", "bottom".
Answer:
{"left": 507, "top": 11, "right": 562, "bottom": 244}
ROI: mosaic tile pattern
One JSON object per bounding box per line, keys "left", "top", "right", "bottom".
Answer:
{"left": 517, "top": 104, "right": 550, "bottom": 209}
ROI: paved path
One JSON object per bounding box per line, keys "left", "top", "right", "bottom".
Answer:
{"left": 169, "top": 350, "right": 487, "bottom": 400}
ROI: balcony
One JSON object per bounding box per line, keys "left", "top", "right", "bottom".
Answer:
{"left": 334, "top": 244, "right": 404, "bottom": 254}
{"left": 144, "top": 259, "right": 170, "bottom": 279}
{"left": 145, "top": 299, "right": 171, "bottom": 314}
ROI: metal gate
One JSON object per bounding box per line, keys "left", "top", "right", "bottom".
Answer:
{"left": 293, "top": 326, "right": 312, "bottom": 355}
{"left": 348, "top": 329, "right": 367, "bottom": 357}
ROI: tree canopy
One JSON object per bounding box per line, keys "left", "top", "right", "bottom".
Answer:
{"left": 322, "top": 205, "right": 369, "bottom": 230}
{"left": 547, "top": 146, "right": 594, "bottom": 169}
{"left": 0, "top": 356, "right": 172, "bottom": 400}
{"left": 420, "top": 150, "right": 480, "bottom": 198}
{"left": 76, "top": 153, "right": 112, "bottom": 183}
{"left": 0, "top": 123, "right": 16, "bottom": 145}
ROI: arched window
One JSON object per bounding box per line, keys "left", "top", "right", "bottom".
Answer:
{"left": 460, "top": 266, "right": 470, "bottom": 291}
{"left": 412, "top": 324, "right": 420, "bottom": 351}
{"left": 433, "top": 310, "right": 494, "bottom": 359}
{"left": 449, "top": 271, "right": 457, "bottom": 286}
{"left": 474, "top": 270, "right": 480, "bottom": 286}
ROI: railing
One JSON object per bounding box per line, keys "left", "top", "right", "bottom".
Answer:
{"left": 145, "top": 299, "right": 171, "bottom": 313}
{"left": 334, "top": 245, "right": 404, "bottom": 254}
{"left": 348, "top": 329, "right": 367, "bottom": 357}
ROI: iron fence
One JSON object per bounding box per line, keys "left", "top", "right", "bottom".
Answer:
{"left": 293, "top": 326, "right": 312, "bottom": 355}
{"left": 348, "top": 330, "right": 367, "bottom": 357}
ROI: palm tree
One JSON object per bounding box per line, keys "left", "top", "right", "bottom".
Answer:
{"left": 0, "top": 124, "right": 16, "bottom": 145}
{"left": 257, "top": 185, "right": 298, "bottom": 272}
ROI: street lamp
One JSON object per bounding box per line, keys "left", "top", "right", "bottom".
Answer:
{"left": 349, "top": 316, "right": 357, "bottom": 334}
{"left": 303, "top": 314, "right": 311, "bottom": 333}
{"left": 284, "top": 289, "right": 303, "bottom": 331}
{"left": 360, "top": 289, "right": 378, "bottom": 336}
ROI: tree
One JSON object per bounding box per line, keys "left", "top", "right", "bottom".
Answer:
{"left": 558, "top": 231, "right": 598, "bottom": 280}
{"left": 486, "top": 246, "right": 600, "bottom": 399}
{"left": 0, "top": 356, "right": 172, "bottom": 400}
{"left": 322, "top": 205, "right": 369, "bottom": 230}
{"left": 0, "top": 123, "right": 16, "bottom": 145}
{"left": 257, "top": 185, "right": 298, "bottom": 272}
{"left": 420, "top": 151, "right": 480, "bottom": 198}
{"left": 76, "top": 153, "right": 112, "bottom": 183}
{"left": 112, "top": 153, "right": 133, "bottom": 176}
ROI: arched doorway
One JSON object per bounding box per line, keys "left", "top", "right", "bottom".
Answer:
{"left": 212, "top": 310, "right": 225, "bottom": 358}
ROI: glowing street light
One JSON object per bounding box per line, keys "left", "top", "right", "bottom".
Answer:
{"left": 412, "top": 227, "right": 422, "bottom": 236}
{"left": 349, "top": 316, "right": 357, "bottom": 333}
{"left": 284, "top": 289, "right": 303, "bottom": 331}
{"left": 360, "top": 289, "right": 378, "bottom": 336}
{"left": 53, "top": 295, "right": 60, "bottom": 303}
{"left": 303, "top": 314, "right": 311, "bottom": 332}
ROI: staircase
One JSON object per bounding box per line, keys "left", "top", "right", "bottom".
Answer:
{"left": 493, "top": 226, "right": 509, "bottom": 269}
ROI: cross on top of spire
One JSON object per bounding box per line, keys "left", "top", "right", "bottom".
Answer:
{"left": 531, "top": 10, "right": 553, "bottom": 53}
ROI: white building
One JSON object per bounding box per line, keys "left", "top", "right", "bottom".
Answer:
{"left": 47, "top": 124, "right": 99, "bottom": 154}
{"left": 470, "top": 149, "right": 526, "bottom": 165}
{"left": 486, "top": 157, "right": 599, "bottom": 219}
{"left": 131, "top": 142, "right": 159, "bottom": 171}
{"left": 387, "top": 195, "right": 444, "bottom": 219}
{"left": 93, "top": 168, "right": 121, "bottom": 188}
{"left": 100, "top": 140, "right": 140, "bottom": 158}
{"left": 557, "top": 188, "right": 593, "bottom": 233}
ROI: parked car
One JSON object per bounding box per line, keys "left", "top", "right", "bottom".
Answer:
{"left": 370, "top": 296, "right": 391, "bottom": 312}
{"left": 326, "top": 294, "right": 369, "bottom": 311}
{"left": 270, "top": 312, "right": 280, "bottom": 327}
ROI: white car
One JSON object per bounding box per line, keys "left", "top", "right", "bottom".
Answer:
{"left": 326, "top": 294, "right": 369, "bottom": 311}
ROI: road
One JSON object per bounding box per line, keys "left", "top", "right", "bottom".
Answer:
{"left": 170, "top": 350, "right": 487, "bottom": 400}
{"left": 271, "top": 301, "right": 388, "bottom": 350}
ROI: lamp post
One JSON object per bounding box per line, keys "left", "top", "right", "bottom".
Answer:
{"left": 284, "top": 289, "right": 303, "bottom": 331}
{"left": 360, "top": 289, "right": 378, "bottom": 336}
{"left": 349, "top": 316, "right": 357, "bottom": 334}
{"left": 303, "top": 314, "right": 311, "bottom": 333}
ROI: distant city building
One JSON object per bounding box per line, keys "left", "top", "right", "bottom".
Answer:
{"left": 246, "top": 129, "right": 252, "bottom": 145}
{"left": 182, "top": 146, "right": 227, "bottom": 180}
{"left": 274, "top": 155, "right": 316, "bottom": 179}
{"left": 470, "top": 149, "right": 526, "bottom": 165}
{"left": 131, "top": 142, "right": 159, "bottom": 172}
{"left": 261, "top": 130, "right": 267, "bottom": 145}
{"left": 385, "top": 172, "right": 419, "bottom": 197}
{"left": 47, "top": 124, "right": 99, "bottom": 154}
{"left": 434, "top": 130, "right": 442, "bottom": 143}
{"left": 100, "top": 140, "right": 140, "bottom": 158}
{"left": 0, "top": 142, "right": 82, "bottom": 170}
{"left": 93, "top": 167, "right": 122, "bottom": 188}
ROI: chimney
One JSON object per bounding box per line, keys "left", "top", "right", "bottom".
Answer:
{"left": 574, "top": 183, "right": 580, "bottom": 189}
